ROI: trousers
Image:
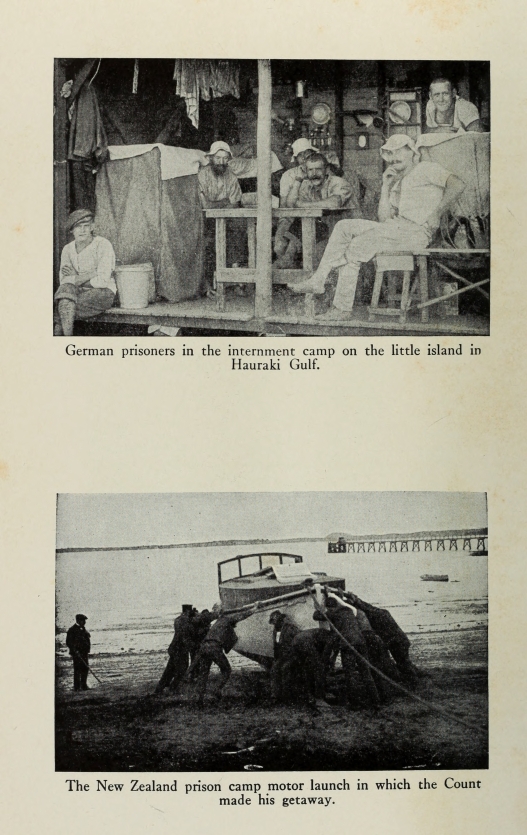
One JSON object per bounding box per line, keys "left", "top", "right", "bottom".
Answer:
{"left": 72, "top": 653, "right": 89, "bottom": 690}
{"left": 316, "top": 218, "right": 429, "bottom": 311}
{"left": 155, "top": 649, "right": 189, "bottom": 692}
{"left": 340, "top": 642, "right": 381, "bottom": 708}
{"left": 192, "top": 641, "right": 232, "bottom": 702}
{"left": 54, "top": 284, "right": 116, "bottom": 318}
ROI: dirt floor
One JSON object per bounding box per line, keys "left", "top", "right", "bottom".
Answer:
{"left": 55, "top": 627, "right": 488, "bottom": 772}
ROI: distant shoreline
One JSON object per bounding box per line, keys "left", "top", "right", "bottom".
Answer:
{"left": 55, "top": 537, "right": 326, "bottom": 554}
{"left": 56, "top": 528, "right": 487, "bottom": 554}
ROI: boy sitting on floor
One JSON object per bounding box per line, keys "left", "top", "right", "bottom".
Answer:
{"left": 54, "top": 209, "right": 116, "bottom": 336}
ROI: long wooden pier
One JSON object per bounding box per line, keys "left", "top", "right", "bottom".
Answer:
{"left": 328, "top": 528, "right": 488, "bottom": 554}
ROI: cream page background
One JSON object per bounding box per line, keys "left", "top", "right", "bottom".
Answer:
{"left": 1, "top": 0, "right": 527, "bottom": 833}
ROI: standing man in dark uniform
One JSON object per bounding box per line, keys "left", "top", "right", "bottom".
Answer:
{"left": 66, "top": 614, "right": 91, "bottom": 691}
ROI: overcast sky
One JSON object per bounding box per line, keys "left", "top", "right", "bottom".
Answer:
{"left": 56, "top": 493, "right": 487, "bottom": 549}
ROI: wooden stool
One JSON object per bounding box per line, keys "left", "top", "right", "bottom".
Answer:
{"left": 369, "top": 253, "right": 416, "bottom": 324}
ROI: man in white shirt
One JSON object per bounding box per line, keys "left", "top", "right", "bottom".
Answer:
{"left": 279, "top": 138, "right": 319, "bottom": 206}
{"left": 425, "top": 78, "right": 482, "bottom": 134}
{"left": 289, "top": 135, "right": 465, "bottom": 319}
{"left": 197, "top": 141, "right": 242, "bottom": 208}
{"left": 276, "top": 152, "right": 358, "bottom": 268}
{"left": 54, "top": 209, "right": 116, "bottom": 336}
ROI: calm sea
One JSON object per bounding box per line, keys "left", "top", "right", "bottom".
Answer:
{"left": 56, "top": 540, "right": 488, "bottom": 659}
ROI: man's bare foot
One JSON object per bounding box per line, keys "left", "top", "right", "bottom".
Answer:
{"left": 288, "top": 276, "right": 327, "bottom": 295}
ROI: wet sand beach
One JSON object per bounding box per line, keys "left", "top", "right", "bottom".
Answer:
{"left": 56, "top": 621, "right": 487, "bottom": 771}
{"left": 56, "top": 540, "right": 487, "bottom": 771}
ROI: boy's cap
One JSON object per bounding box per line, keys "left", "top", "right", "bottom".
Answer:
{"left": 66, "top": 209, "right": 94, "bottom": 231}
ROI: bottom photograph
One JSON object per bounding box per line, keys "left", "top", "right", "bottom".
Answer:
{"left": 55, "top": 492, "right": 488, "bottom": 772}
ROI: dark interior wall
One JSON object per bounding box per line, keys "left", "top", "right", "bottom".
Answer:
{"left": 55, "top": 58, "right": 490, "bottom": 217}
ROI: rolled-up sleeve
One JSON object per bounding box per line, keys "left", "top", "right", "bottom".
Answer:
{"left": 227, "top": 172, "right": 242, "bottom": 205}
{"left": 329, "top": 175, "right": 354, "bottom": 208}
{"left": 59, "top": 244, "right": 76, "bottom": 285}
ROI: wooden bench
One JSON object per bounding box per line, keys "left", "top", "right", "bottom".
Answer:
{"left": 368, "top": 248, "right": 490, "bottom": 324}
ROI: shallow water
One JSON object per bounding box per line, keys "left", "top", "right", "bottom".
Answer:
{"left": 56, "top": 540, "right": 487, "bottom": 659}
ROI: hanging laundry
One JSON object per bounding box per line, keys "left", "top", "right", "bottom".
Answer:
{"left": 173, "top": 60, "right": 240, "bottom": 128}
{"left": 210, "top": 60, "right": 240, "bottom": 99}
{"left": 67, "top": 82, "right": 108, "bottom": 162}
{"left": 133, "top": 59, "right": 139, "bottom": 94}
{"left": 173, "top": 59, "right": 199, "bottom": 129}
{"left": 196, "top": 60, "right": 213, "bottom": 101}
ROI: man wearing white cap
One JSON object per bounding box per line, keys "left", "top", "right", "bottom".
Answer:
{"left": 198, "top": 142, "right": 243, "bottom": 296}
{"left": 274, "top": 139, "right": 319, "bottom": 263}
{"left": 289, "top": 134, "right": 465, "bottom": 318}
{"left": 278, "top": 138, "right": 319, "bottom": 206}
{"left": 197, "top": 141, "right": 242, "bottom": 209}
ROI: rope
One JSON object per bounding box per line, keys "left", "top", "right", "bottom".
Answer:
{"left": 311, "top": 593, "right": 487, "bottom": 734}
{"left": 88, "top": 58, "right": 102, "bottom": 87}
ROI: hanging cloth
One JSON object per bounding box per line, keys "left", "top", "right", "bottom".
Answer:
{"left": 67, "top": 82, "right": 108, "bottom": 162}
{"left": 173, "top": 59, "right": 200, "bottom": 129}
{"left": 173, "top": 60, "right": 240, "bottom": 128}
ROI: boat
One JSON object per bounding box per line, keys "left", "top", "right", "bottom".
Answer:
{"left": 420, "top": 574, "right": 449, "bottom": 582}
{"left": 218, "top": 552, "right": 346, "bottom": 667}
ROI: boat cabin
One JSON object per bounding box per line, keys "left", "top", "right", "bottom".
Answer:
{"left": 218, "top": 552, "right": 345, "bottom": 609}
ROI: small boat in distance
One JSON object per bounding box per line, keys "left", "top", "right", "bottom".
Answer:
{"left": 420, "top": 574, "right": 449, "bottom": 582}
{"left": 218, "top": 552, "right": 345, "bottom": 667}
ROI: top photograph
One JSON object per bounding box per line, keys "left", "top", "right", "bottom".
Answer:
{"left": 53, "top": 59, "right": 490, "bottom": 338}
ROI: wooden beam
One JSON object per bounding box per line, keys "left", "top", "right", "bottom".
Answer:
{"left": 255, "top": 59, "right": 273, "bottom": 318}
{"left": 53, "top": 60, "right": 70, "bottom": 294}
{"left": 415, "top": 277, "right": 490, "bottom": 310}
{"left": 437, "top": 261, "right": 490, "bottom": 300}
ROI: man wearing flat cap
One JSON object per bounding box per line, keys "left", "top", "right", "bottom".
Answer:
{"left": 289, "top": 134, "right": 465, "bottom": 318}
{"left": 65, "top": 614, "right": 91, "bottom": 691}
{"left": 54, "top": 209, "right": 116, "bottom": 336}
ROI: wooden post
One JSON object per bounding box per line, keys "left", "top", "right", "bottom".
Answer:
{"left": 53, "top": 60, "right": 70, "bottom": 294}
{"left": 255, "top": 59, "right": 273, "bottom": 319}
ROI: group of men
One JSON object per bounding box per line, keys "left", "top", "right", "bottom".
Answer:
{"left": 54, "top": 78, "right": 476, "bottom": 329}
{"left": 196, "top": 77, "right": 473, "bottom": 318}
{"left": 65, "top": 589, "right": 422, "bottom": 710}
{"left": 269, "top": 588, "right": 422, "bottom": 710}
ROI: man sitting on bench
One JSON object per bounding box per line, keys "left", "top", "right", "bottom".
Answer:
{"left": 289, "top": 135, "right": 465, "bottom": 320}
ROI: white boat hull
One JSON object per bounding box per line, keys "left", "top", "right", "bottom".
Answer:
{"left": 233, "top": 592, "right": 328, "bottom": 666}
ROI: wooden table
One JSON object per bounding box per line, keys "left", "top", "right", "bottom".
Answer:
{"left": 204, "top": 207, "right": 323, "bottom": 313}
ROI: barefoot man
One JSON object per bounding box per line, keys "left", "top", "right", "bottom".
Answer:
{"left": 289, "top": 135, "right": 465, "bottom": 320}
